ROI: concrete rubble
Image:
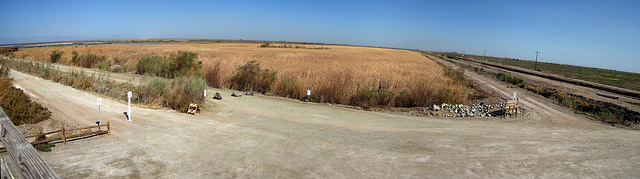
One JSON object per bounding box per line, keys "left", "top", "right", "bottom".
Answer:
{"left": 423, "top": 103, "right": 524, "bottom": 117}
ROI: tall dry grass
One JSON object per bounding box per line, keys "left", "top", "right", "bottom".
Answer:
{"left": 15, "top": 43, "right": 471, "bottom": 107}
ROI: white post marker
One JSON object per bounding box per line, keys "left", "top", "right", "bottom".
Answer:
{"left": 97, "top": 98, "right": 102, "bottom": 130}
{"left": 307, "top": 86, "right": 311, "bottom": 102}
{"left": 127, "top": 91, "right": 132, "bottom": 121}
{"left": 203, "top": 89, "right": 207, "bottom": 109}
{"left": 513, "top": 91, "right": 517, "bottom": 100}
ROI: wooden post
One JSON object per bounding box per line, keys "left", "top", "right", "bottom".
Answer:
{"left": 62, "top": 127, "right": 66, "bottom": 144}
{"left": 107, "top": 122, "right": 110, "bottom": 134}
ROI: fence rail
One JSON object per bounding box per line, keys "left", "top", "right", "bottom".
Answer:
{"left": 0, "top": 106, "right": 60, "bottom": 178}
{"left": 1, "top": 122, "right": 110, "bottom": 150}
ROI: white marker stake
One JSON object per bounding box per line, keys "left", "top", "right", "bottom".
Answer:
{"left": 307, "top": 86, "right": 311, "bottom": 102}
{"left": 513, "top": 91, "right": 517, "bottom": 100}
{"left": 127, "top": 91, "right": 132, "bottom": 121}
{"left": 97, "top": 98, "right": 102, "bottom": 130}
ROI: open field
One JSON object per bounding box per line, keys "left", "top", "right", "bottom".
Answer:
{"left": 5, "top": 59, "right": 640, "bottom": 178}
{"left": 454, "top": 54, "right": 640, "bottom": 91}
{"left": 12, "top": 43, "right": 472, "bottom": 107}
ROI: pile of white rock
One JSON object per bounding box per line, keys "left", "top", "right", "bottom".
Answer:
{"left": 424, "top": 103, "right": 522, "bottom": 117}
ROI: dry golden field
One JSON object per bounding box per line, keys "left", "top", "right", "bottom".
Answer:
{"left": 13, "top": 43, "right": 471, "bottom": 106}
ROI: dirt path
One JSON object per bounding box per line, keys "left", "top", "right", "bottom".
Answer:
{"left": 426, "top": 54, "right": 613, "bottom": 129}
{"left": 451, "top": 56, "right": 640, "bottom": 113}
{"left": 6, "top": 63, "right": 640, "bottom": 178}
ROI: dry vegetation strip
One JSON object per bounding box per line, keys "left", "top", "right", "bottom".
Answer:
{"left": 14, "top": 43, "right": 475, "bottom": 108}
{"left": 432, "top": 52, "right": 640, "bottom": 128}
{"left": 0, "top": 62, "right": 51, "bottom": 125}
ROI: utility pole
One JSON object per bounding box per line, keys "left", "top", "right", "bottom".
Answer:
{"left": 535, "top": 51, "right": 540, "bottom": 71}
{"left": 483, "top": 50, "right": 487, "bottom": 60}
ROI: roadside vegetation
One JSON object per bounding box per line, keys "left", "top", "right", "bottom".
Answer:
{"left": 259, "top": 43, "right": 330, "bottom": 49}
{"left": 0, "top": 56, "right": 204, "bottom": 113}
{"left": 459, "top": 54, "right": 640, "bottom": 91}
{"left": 0, "top": 59, "right": 51, "bottom": 125}
{"left": 13, "top": 43, "right": 478, "bottom": 109}
{"left": 433, "top": 52, "right": 639, "bottom": 128}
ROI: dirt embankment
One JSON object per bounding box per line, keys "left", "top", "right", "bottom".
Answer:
{"left": 457, "top": 57, "right": 640, "bottom": 98}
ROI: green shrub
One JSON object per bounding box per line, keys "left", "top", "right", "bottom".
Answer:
{"left": 274, "top": 76, "right": 301, "bottom": 98}
{"left": 597, "top": 109, "right": 618, "bottom": 123}
{"left": 136, "top": 51, "right": 201, "bottom": 78}
{"left": 137, "top": 56, "right": 170, "bottom": 77}
{"left": 33, "top": 135, "right": 55, "bottom": 152}
{"left": 437, "top": 89, "right": 455, "bottom": 104}
{"left": 71, "top": 51, "right": 79, "bottom": 65}
{"left": 166, "top": 76, "right": 204, "bottom": 112}
{"left": 168, "top": 51, "right": 201, "bottom": 77}
{"left": 0, "top": 78, "right": 51, "bottom": 125}
{"left": 95, "top": 59, "right": 111, "bottom": 71}
{"left": 230, "top": 60, "right": 277, "bottom": 93}
{"left": 49, "top": 50, "right": 63, "bottom": 63}
{"left": 352, "top": 87, "right": 397, "bottom": 108}
{"left": 0, "top": 58, "right": 9, "bottom": 78}
{"left": 492, "top": 72, "right": 523, "bottom": 85}
{"left": 72, "top": 53, "right": 105, "bottom": 68}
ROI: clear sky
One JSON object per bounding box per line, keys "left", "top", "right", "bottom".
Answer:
{"left": 1, "top": 0, "right": 639, "bottom": 73}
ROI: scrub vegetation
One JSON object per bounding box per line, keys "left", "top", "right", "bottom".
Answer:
{"left": 0, "top": 59, "right": 51, "bottom": 125}
{"left": 11, "top": 43, "right": 477, "bottom": 108}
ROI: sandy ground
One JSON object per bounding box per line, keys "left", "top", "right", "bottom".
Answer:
{"left": 3, "top": 57, "right": 640, "bottom": 178}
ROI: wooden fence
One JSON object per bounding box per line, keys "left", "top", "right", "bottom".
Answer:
{"left": 1, "top": 106, "right": 60, "bottom": 178}
{"left": 0, "top": 122, "right": 110, "bottom": 151}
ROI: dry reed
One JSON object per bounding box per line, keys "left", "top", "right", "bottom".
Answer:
{"left": 14, "top": 43, "right": 471, "bottom": 106}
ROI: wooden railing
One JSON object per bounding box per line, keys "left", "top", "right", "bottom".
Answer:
{"left": 27, "top": 122, "right": 110, "bottom": 146}
{"left": 0, "top": 122, "right": 110, "bottom": 151}
{"left": 0, "top": 106, "right": 60, "bottom": 178}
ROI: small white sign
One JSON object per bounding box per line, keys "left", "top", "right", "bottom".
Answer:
{"left": 204, "top": 90, "right": 207, "bottom": 97}
{"left": 97, "top": 98, "right": 102, "bottom": 106}
{"left": 127, "top": 91, "right": 132, "bottom": 98}
{"left": 307, "top": 86, "right": 311, "bottom": 96}
{"left": 513, "top": 91, "right": 517, "bottom": 99}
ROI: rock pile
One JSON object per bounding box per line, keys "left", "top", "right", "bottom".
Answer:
{"left": 231, "top": 91, "right": 243, "bottom": 97}
{"left": 424, "top": 103, "right": 523, "bottom": 117}
{"left": 213, "top": 92, "right": 222, "bottom": 100}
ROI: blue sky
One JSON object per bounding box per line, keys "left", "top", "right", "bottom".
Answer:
{"left": 1, "top": 0, "right": 639, "bottom": 73}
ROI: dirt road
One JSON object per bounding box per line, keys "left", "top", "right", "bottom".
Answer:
{"left": 7, "top": 62, "right": 640, "bottom": 178}
{"left": 447, "top": 56, "right": 640, "bottom": 113}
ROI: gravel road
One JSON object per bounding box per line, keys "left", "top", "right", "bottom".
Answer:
{"left": 6, "top": 61, "right": 640, "bottom": 178}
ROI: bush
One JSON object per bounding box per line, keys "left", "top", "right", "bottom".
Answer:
{"left": 72, "top": 53, "right": 105, "bottom": 68}
{"left": 71, "top": 51, "right": 79, "bottom": 65}
{"left": 0, "top": 58, "right": 9, "bottom": 78}
{"left": 352, "top": 87, "right": 397, "bottom": 108}
{"left": 230, "top": 60, "right": 277, "bottom": 94}
{"left": 437, "top": 89, "right": 455, "bottom": 104}
{"left": 136, "top": 51, "right": 201, "bottom": 78}
{"left": 95, "top": 59, "right": 112, "bottom": 71}
{"left": 169, "top": 51, "right": 201, "bottom": 78}
{"left": 0, "top": 78, "right": 51, "bottom": 125}
{"left": 33, "top": 135, "right": 55, "bottom": 152}
{"left": 166, "top": 76, "right": 204, "bottom": 112}
{"left": 137, "top": 56, "right": 170, "bottom": 77}
{"left": 492, "top": 72, "right": 523, "bottom": 85}
{"left": 274, "top": 76, "right": 301, "bottom": 98}
{"left": 204, "top": 62, "right": 222, "bottom": 88}
{"left": 49, "top": 50, "right": 63, "bottom": 63}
